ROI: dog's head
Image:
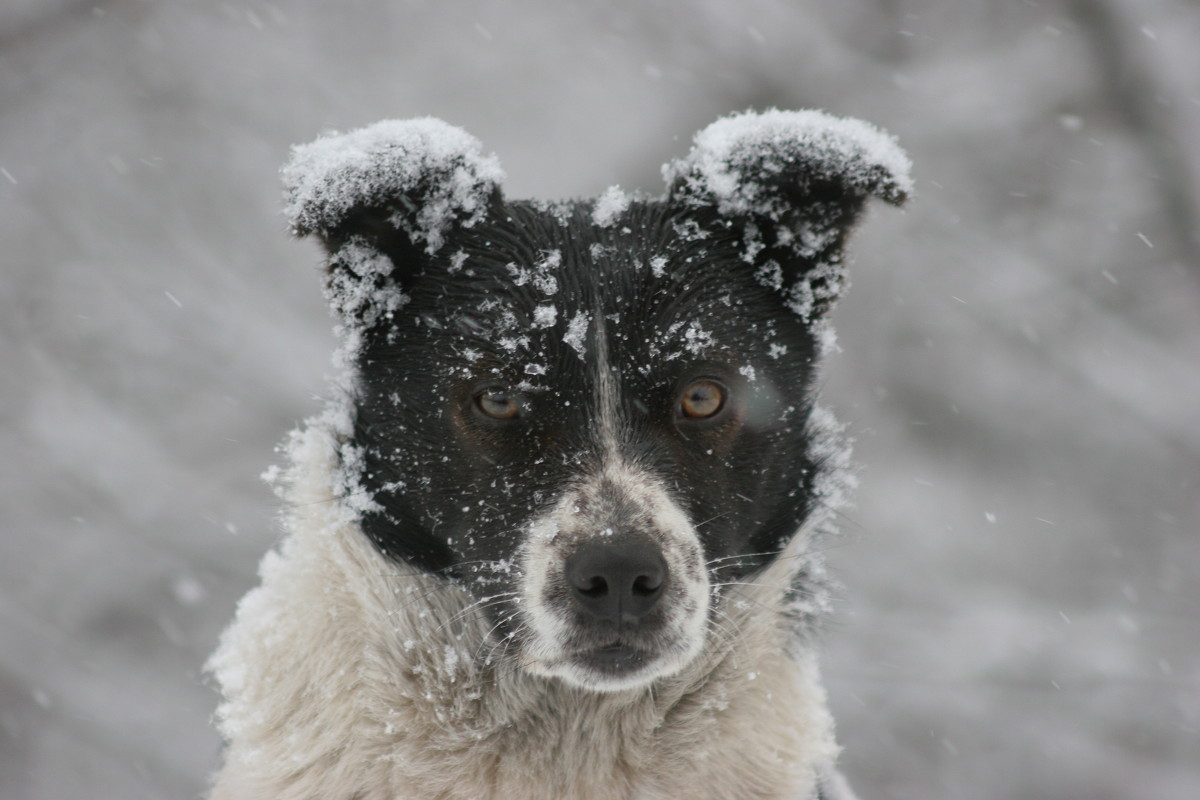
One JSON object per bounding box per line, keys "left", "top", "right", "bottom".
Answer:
{"left": 283, "top": 111, "right": 908, "bottom": 691}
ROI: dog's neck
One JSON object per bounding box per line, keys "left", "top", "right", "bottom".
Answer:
{"left": 209, "top": 424, "right": 838, "bottom": 800}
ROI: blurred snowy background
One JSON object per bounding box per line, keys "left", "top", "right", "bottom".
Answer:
{"left": 2, "top": 1, "right": 1197, "bottom": 798}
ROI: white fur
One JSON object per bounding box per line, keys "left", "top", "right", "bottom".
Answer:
{"left": 208, "top": 422, "right": 840, "bottom": 800}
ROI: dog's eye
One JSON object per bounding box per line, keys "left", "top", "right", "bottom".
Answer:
{"left": 476, "top": 389, "right": 522, "bottom": 420}
{"left": 678, "top": 380, "right": 726, "bottom": 420}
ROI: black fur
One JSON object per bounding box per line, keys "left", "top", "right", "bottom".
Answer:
{"left": 343, "top": 198, "right": 829, "bottom": 639}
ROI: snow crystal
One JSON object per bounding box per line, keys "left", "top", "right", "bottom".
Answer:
{"left": 784, "top": 280, "right": 814, "bottom": 320}
{"left": 649, "top": 255, "right": 668, "bottom": 278}
{"left": 563, "top": 311, "right": 590, "bottom": 360}
{"left": 682, "top": 321, "right": 715, "bottom": 355}
{"left": 671, "top": 219, "right": 709, "bottom": 242}
{"left": 505, "top": 263, "right": 531, "bottom": 285}
{"left": 282, "top": 117, "right": 504, "bottom": 253}
{"left": 533, "top": 304, "right": 557, "bottom": 328}
{"left": 325, "top": 239, "right": 409, "bottom": 328}
{"left": 443, "top": 645, "right": 460, "bottom": 676}
{"left": 509, "top": 250, "right": 561, "bottom": 295}
{"left": 532, "top": 250, "right": 561, "bottom": 295}
{"left": 498, "top": 335, "right": 530, "bottom": 353}
{"left": 592, "top": 185, "right": 630, "bottom": 227}
{"left": 755, "top": 260, "right": 783, "bottom": 291}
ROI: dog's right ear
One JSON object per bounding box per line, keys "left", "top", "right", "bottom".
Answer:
{"left": 282, "top": 118, "right": 505, "bottom": 327}
{"left": 664, "top": 109, "right": 910, "bottom": 321}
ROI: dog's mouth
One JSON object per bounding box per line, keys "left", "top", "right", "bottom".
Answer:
{"left": 572, "top": 642, "right": 653, "bottom": 674}
{"left": 517, "top": 627, "right": 696, "bottom": 691}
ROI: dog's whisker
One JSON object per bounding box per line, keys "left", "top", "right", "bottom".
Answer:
{"left": 431, "top": 592, "right": 519, "bottom": 638}
{"left": 705, "top": 549, "right": 785, "bottom": 567}
{"left": 693, "top": 510, "right": 735, "bottom": 530}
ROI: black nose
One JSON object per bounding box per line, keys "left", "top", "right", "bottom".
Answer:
{"left": 565, "top": 539, "right": 667, "bottom": 623}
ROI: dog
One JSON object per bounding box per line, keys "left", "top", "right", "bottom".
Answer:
{"left": 207, "top": 109, "right": 909, "bottom": 800}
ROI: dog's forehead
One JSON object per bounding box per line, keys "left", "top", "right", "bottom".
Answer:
{"left": 412, "top": 199, "right": 805, "bottom": 372}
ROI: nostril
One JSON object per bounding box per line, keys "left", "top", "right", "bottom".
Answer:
{"left": 574, "top": 575, "right": 608, "bottom": 598}
{"left": 632, "top": 572, "right": 662, "bottom": 597}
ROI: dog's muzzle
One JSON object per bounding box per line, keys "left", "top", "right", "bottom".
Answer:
{"left": 517, "top": 464, "right": 710, "bottom": 691}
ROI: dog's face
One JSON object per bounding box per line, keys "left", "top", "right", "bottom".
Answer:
{"left": 283, "top": 112, "right": 908, "bottom": 691}
{"left": 353, "top": 204, "right": 823, "bottom": 689}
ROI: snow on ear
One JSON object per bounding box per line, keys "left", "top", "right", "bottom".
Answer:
{"left": 281, "top": 118, "right": 504, "bottom": 328}
{"left": 284, "top": 118, "right": 504, "bottom": 252}
{"left": 664, "top": 109, "right": 910, "bottom": 319}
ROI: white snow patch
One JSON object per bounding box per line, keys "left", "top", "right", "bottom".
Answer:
{"left": 649, "top": 255, "right": 668, "bottom": 278}
{"left": 671, "top": 219, "right": 709, "bottom": 241}
{"left": 756, "top": 260, "right": 783, "bottom": 291}
{"left": 443, "top": 645, "right": 460, "bottom": 676}
{"left": 511, "top": 250, "right": 561, "bottom": 295}
{"left": 532, "top": 250, "right": 561, "bottom": 295}
{"left": 683, "top": 321, "right": 715, "bottom": 355}
{"left": 563, "top": 311, "right": 590, "bottom": 360}
{"left": 592, "top": 185, "right": 630, "bottom": 227}
{"left": 498, "top": 335, "right": 530, "bottom": 353}
{"left": 325, "top": 239, "right": 409, "bottom": 330}
{"left": 282, "top": 118, "right": 504, "bottom": 253}
{"left": 533, "top": 304, "right": 557, "bottom": 328}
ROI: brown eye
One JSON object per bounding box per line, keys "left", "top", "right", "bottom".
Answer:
{"left": 678, "top": 380, "right": 726, "bottom": 420}
{"left": 476, "top": 389, "right": 522, "bottom": 420}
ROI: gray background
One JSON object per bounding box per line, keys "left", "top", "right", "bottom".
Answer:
{"left": 2, "top": 1, "right": 1197, "bottom": 798}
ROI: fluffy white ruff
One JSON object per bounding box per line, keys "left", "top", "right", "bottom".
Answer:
{"left": 207, "top": 423, "right": 840, "bottom": 800}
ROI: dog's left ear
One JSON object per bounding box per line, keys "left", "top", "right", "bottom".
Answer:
{"left": 282, "top": 118, "right": 504, "bottom": 328}
{"left": 664, "top": 109, "right": 910, "bottom": 319}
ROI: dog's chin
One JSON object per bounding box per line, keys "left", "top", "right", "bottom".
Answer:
{"left": 523, "top": 639, "right": 703, "bottom": 693}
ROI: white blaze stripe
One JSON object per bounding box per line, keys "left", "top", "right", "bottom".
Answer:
{"left": 592, "top": 311, "right": 622, "bottom": 459}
